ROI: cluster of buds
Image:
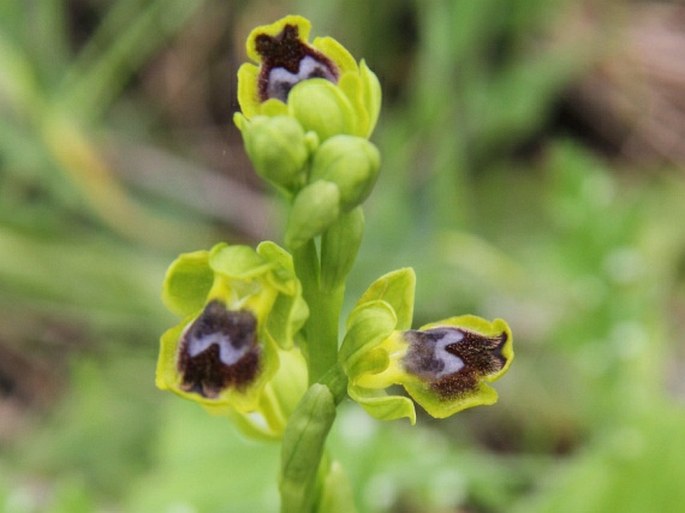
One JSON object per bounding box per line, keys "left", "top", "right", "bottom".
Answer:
{"left": 156, "top": 15, "right": 513, "bottom": 444}
{"left": 233, "top": 15, "right": 381, "bottom": 249}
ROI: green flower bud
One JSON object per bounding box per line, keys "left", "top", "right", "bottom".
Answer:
{"left": 310, "top": 135, "right": 381, "bottom": 211}
{"left": 320, "top": 207, "right": 364, "bottom": 291}
{"left": 287, "top": 79, "right": 356, "bottom": 142}
{"left": 285, "top": 180, "right": 340, "bottom": 249}
{"left": 236, "top": 114, "right": 313, "bottom": 192}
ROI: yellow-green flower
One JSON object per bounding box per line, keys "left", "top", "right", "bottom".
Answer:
{"left": 340, "top": 269, "right": 514, "bottom": 423}
{"left": 156, "top": 241, "right": 308, "bottom": 437}
{"left": 235, "top": 15, "right": 381, "bottom": 140}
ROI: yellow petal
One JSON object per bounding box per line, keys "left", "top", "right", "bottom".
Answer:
{"left": 312, "top": 36, "right": 358, "bottom": 75}
{"left": 237, "top": 63, "right": 261, "bottom": 118}
{"left": 245, "top": 15, "right": 312, "bottom": 64}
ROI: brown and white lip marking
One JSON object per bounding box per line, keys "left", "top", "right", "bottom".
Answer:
{"left": 403, "top": 327, "right": 508, "bottom": 400}
{"left": 177, "top": 300, "right": 261, "bottom": 398}
{"left": 254, "top": 24, "right": 339, "bottom": 102}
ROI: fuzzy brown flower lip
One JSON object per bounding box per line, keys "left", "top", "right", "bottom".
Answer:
{"left": 254, "top": 24, "right": 338, "bottom": 102}
{"left": 178, "top": 300, "right": 261, "bottom": 398}
{"left": 403, "top": 327, "right": 508, "bottom": 399}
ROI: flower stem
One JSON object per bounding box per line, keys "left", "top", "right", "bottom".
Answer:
{"left": 293, "top": 239, "right": 344, "bottom": 385}
{"left": 320, "top": 362, "right": 349, "bottom": 404}
{"left": 287, "top": 215, "right": 360, "bottom": 511}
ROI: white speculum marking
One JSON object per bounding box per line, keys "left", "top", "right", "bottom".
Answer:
{"left": 266, "top": 56, "right": 336, "bottom": 99}
{"left": 432, "top": 330, "right": 465, "bottom": 378}
{"left": 187, "top": 332, "right": 249, "bottom": 366}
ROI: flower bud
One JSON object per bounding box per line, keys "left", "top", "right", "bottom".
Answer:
{"left": 310, "top": 135, "right": 381, "bottom": 211}
{"left": 285, "top": 180, "right": 340, "bottom": 249}
{"left": 287, "top": 79, "right": 356, "bottom": 142}
{"left": 237, "top": 115, "right": 312, "bottom": 191}
{"left": 320, "top": 207, "right": 364, "bottom": 290}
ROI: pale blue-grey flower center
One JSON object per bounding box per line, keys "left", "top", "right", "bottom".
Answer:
{"left": 266, "top": 56, "right": 337, "bottom": 101}
{"left": 404, "top": 327, "right": 466, "bottom": 381}
{"left": 432, "top": 330, "right": 465, "bottom": 378}
{"left": 187, "top": 331, "right": 251, "bottom": 366}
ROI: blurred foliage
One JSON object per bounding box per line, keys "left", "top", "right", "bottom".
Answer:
{"left": 1, "top": 0, "right": 685, "bottom": 512}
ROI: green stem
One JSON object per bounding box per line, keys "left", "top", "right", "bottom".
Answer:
{"left": 285, "top": 212, "right": 362, "bottom": 511}
{"left": 293, "top": 239, "right": 345, "bottom": 385}
{"left": 320, "top": 363, "right": 349, "bottom": 405}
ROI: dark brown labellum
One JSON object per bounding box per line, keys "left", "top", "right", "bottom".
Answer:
{"left": 177, "top": 300, "right": 260, "bottom": 398}
{"left": 254, "top": 24, "right": 338, "bottom": 102}
{"left": 403, "top": 327, "right": 508, "bottom": 399}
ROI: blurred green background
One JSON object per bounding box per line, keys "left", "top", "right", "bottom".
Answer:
{"left": 2, "top": 0, "right": 685, "bottom": 512}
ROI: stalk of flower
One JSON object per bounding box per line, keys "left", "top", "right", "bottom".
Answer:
{"left": 155, "top": 241, "right": 308, "bottom": 438}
